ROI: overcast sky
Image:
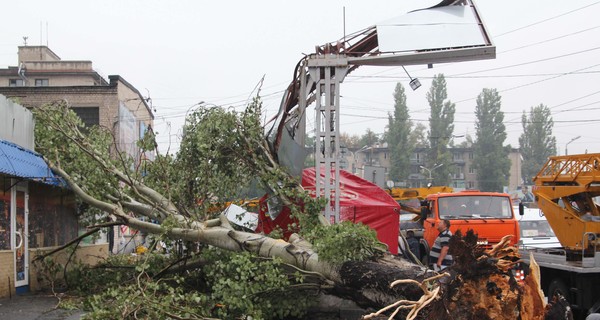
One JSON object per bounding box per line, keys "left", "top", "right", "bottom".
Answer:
{"left": 1, "top": 0, "right": 599, "bottom": 156}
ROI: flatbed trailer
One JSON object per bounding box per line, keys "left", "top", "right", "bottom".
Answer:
{"left": 520, "top": 247, "right": 600, "bottom": 318}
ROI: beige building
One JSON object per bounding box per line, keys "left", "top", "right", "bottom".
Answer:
{"left": 348, "top": 144, "right": 522, "bottom": 192}
{"left": 0, "top": 46, "right": 154, "bottom": 296}
{"left": 0, "top": 46, "right": 154, "bottom": 159}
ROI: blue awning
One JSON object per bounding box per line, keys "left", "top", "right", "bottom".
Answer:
{"left": 0, "top": 139, "right": 65, "bottom": 187}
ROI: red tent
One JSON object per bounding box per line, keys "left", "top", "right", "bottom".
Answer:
{"left": 256, "top": 168, "right": 400, "bottom": 254}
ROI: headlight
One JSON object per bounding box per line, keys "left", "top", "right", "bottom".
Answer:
{"left": 477, "top": 239, "right": 489, "bottom": 246}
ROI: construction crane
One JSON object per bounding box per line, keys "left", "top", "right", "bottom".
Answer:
{"left": 266, "top": 0, "right": 495, "bottom": 222}
{"left": 532, "top": 153, "right": 600, "bottom": 256}
{"left": 521, "top": 153, "right": 600, "bottom": 318}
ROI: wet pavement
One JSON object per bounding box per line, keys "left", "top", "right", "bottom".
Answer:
{"left": 0, "top": 293, "right": 84, "bottom": 320}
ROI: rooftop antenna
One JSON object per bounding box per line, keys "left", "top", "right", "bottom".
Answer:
{"left": 22, "top": 36, "right": 28, "bottom": 46}
{"left": 343, "top": 6, "right": 346, "bottom": 49}
{"left": 46, "top": 22, "right": 49, "bottom": 46}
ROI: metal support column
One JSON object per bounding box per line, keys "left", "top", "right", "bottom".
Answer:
{"left": 307, "top": 55, "right": 348, "bottom": 222}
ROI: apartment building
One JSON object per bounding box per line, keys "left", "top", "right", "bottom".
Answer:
{"left": 349, "top": 144, "right": 522, "bottom": 192}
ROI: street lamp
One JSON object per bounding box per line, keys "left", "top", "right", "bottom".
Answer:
{"left": 353, "top": 145, "right": 370, "bottom": 176}
{"left": 565, "top": 135, "right": 581, "bottom": 155}
{"left": 420, "top": 163, "right": 443, "bottom": 186}
{"left": 185, "top": 101, "right": 205, "bottom": 123}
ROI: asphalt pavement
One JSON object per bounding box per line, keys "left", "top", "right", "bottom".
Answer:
{"left": 0, "top": 293, "right": 84, "bottom": 320}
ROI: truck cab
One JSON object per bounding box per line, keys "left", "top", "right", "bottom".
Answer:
{"left": 422, "top": 190, "right": 520, "bottom": 250}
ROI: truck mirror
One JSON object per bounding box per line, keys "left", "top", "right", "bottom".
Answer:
{"left": 420, "top": 206, "right": 429, "bottom": 222}
{"left": 519, "top": 203, "right": 524, "bottom": 216}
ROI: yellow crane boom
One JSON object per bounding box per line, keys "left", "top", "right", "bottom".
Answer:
{"left": 532, "top": 153, "right": 600, "bottom": 255}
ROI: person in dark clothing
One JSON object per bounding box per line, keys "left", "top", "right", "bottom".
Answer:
{"left": 521, "top": 186, "right": 534, "bottom": 203}
{"left": 406, "top": 230, "right": 420, "bottom": 260}
{"left": 107, "top": 225, "right": 114, "bottom": 254}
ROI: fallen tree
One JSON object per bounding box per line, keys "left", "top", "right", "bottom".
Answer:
{"left": 32, "top": 100, "right": 570, "bottom": 319}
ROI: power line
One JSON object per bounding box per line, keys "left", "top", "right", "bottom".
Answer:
{"left": 451, "top": 47, "right": 600, "bottom": 77}
{"left": 493, "top": 1, "right": 600, "bottom": 38}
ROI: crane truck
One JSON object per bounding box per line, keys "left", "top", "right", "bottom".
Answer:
{"left": 521, "top": 153, "right": 600, "bottom": 319}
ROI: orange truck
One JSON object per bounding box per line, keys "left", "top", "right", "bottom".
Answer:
{"left": 420, "top": 190, "right": 521, "bottom": 256}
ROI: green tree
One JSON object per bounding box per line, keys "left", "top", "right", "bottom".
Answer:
{"left": 519, "top": 104, "right": 557, "bottom": 185}
{"left": 409, "top": 123, "right": 428, "bottom": 148}
{"left": 29, "top": 99, "right": 401, "bottom": 318}
{"left": 387, "top": 83, "right": 413, "bottom": 183}
{"left": 426, "top": 74, "right": 455, "bottom": 186}
{"left": 359, "top": 128, "right": 379, "bottom": 147}
{"left": 472, "top": 89, "right": 511, "bottom": 192}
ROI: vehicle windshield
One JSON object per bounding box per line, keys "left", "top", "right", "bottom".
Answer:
{"left": 519, "top": 220, "right": 556, "bottom": 238}
{"left": 438, "top": 195, "right": 512, "bottom": 219}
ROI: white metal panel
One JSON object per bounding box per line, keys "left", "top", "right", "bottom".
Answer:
{"left": 376, "top": 6, "right": 488, "bottom": 52}
{"left": 0, "top": 94, "right": 35, "bottom": 149}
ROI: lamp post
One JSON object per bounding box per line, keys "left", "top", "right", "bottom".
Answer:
{"left": 420, "top": 163, "right": 443, "bottom": 186}
{"left": 185, "top": 101, "right": 205, "bottom": 124}
{"left": 353, "top": 145, "right": 369, "bottom": 176}
{"left": 565, "top": 135, "right": 581, "bottom": 155}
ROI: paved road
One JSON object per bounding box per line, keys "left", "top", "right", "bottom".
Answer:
{"left": 0, "top": 294, "right": 84, "bottom": 320}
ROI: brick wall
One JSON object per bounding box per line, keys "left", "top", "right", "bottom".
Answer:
{"left": 28, "top": 244, "right": 108, "bottom": 294}
{"left": 0, "top": 250, "right": 15, "bottom": 298}
{"left": 0, "top": 244, "right": 108, "bottom": 298}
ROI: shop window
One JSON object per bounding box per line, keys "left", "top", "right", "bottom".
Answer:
{"left": 28, "top": 183, "right": 78, "bottom": 248}
{"left": 0, "top": 192, "right": 10, "bottom": 250}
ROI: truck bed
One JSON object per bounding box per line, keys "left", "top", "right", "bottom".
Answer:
{"left": 520, "top": 248, "right": 600, "bottom": 273}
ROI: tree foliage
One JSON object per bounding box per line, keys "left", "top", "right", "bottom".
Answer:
{"left": 409, "top": 123, "right": 429, "bottom": 148}
{"left": 519, "top": 104, "right": 557, "bottom": 185}
{"left": 426, "top": 74, "right": 455, "bottom": 186}
{"left": 359, "top": 128, "right": 380, "bottom": 148}
{"left": 472, "top": 89, "right": 511, "bottom": 192}
{"left": 387, "top": 82, "right": 413, "bottom": 184}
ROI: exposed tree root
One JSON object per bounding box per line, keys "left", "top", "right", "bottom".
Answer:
{"left": 363, "top": 273, "right": 450, "bottom": 320}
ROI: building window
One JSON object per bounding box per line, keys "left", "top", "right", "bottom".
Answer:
{"left": 453, "top": 153, "right": 463, "bottom": 161}
{"left": 469, "top": 152, "right": 474, "bottom": 160}
{"left": 411, "top": 152, "right": 421, "bottom": 163}
{"left": 9, "top": 79, "right": 24, "bottom": 87}
{"left": 35, "top": 79, "right": 49, "bottom": 87}
{"left": 468, "top": 181, "right": 475, "bottom": 189}
{"left": 71, "top": 107, "right": 100, "bottom": 127}
{"left": 469, "top": 167, "right": 475, "bottom": 174}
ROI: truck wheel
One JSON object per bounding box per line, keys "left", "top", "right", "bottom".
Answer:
{"left": 548, "top": 279, "right": 569, "bottom": 301}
